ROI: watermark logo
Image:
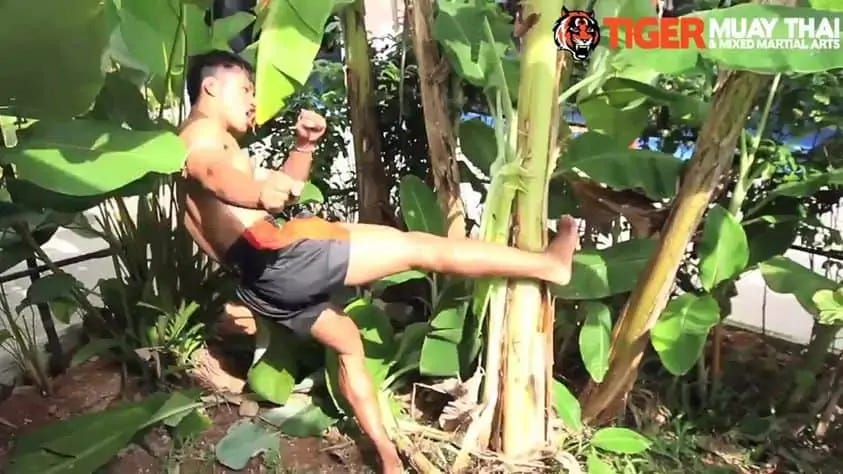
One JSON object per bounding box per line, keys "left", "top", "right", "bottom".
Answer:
{"left": 555, "top": 14, "right": 840, "bottom": 58}
{"left": 552, "top": 8, "right": 601, "bottom": 61}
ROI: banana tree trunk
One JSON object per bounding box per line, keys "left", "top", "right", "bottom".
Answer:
{"left": 407, "top": 0, "right": 467, "bottom": 237}
{"left": 579, "top": 70, "right": 770, "bottom": 425}
{"left": 786, "top": 322, "right": 839, "bottom": 409}
{"left": 496, "top": 0, "right": 566, "bottom": 456}
{"left": 341, "top": 0, "right": 395, "bottom": 225}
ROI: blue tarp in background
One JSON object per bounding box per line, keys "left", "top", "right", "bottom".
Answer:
{"left": 460, "top": 109, "right": 839, "bottom": 160}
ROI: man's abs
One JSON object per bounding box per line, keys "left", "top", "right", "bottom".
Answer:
{"left": 182, "top": 184, "right": 269, "bottom": 263}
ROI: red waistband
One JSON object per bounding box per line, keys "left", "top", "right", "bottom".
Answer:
{"left": 242, "top": 217, "right": 286, "bottom": 250}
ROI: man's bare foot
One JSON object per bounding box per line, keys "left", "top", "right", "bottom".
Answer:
{"left": 188, "top": 347, "right": 247, "bottom": 394}
{"left": 545, "top": 215, "right": 579, "bottom": 286}
{"left": 218, "top": 303, "right": 258, "bottom": 336}
{"left": 370, "top": 441, "right": 403, "bottom": 474}
{"left": 378, "top": 448, "right": 404, "bottom": 474}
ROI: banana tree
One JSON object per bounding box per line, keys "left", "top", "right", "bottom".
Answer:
{"left": 430, "top": 0, "right": 585, "bottom": 459}
{"left": 577, "top": 0, "right": 843, "bottom": 424}
{"left": 339, "top": 0, "right": 396, "bottom": 225}
{"left": 0, "top": 0, "right": 194, "bottom": 371}
{"left": 760, "top": 255, "right": 843, "bottom": 409}
{"left": 407, "top": 0, "right": 468, "bottom": 237}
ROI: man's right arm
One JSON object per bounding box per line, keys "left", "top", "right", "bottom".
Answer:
{"left": 185, "top": 144, "right": 265, "bottom": 209}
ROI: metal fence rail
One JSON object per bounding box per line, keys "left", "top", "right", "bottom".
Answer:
{"left": 0, "top": 248, "right": 112, "bottom": 284}
{"left": 0, "top": 247, "right": 113, "bottom": 374}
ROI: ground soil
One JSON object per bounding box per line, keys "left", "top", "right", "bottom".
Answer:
{"left": 1, "top": 326, "right": 842, "bottom": 473}
{"left": 0, "top": 358, "right": 376, "bottom": 473}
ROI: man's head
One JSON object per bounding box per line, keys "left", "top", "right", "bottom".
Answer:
{"left": 186, "top": 50, "right": 255, "bottom": 135}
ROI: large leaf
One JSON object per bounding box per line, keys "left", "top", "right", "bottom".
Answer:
{"left": 551, "top": 238, "right": 658, "bottom": 300}
{"left": 578, "top": 302, "right": 612, "bottom": 383}
{"left": 552, "top": 380, "right": 583, "bottom": 432}
{"left": 612, "top": 5, "right": 843, "bottom": 74}
{"left": 420, "top": 279, "right": 470, "bottom": 377}
{"left": 698, "top": 205, "right": 749, "bottom": 291}
{"left": 19, "top": 273, "right": 85, "bottom": 325}
{"left": 6, "top": 392, "right": 198, "bottom": 474}
{"left": 399, "top": 175, "right": 447, "bottom": 236}
{"left": 744, "top": 214, "right": 800, "bottom": 268}
{"left": 215, "top": 420, "right": 279, "bottom": 471}
{"left": 6, "top": 174, "right": 164, "bottom": 213}
{"left": 0, "top": 0, "right": 109, "bottom": 119}
{"left": 260, "top": 394, "right": 338, "bottom": 437}
{"left": 114, "top": 0, "right": 182, "bottom": 77}
{"left": 0, "top": 224, "right": 57, "bottom": 273}
{"left": 7, "top": 408, "right": 148, "bottom": 474}
{"left": 587, "top": 453, "right": 616, "bottom": 474}
{"left": 88, "top": 72, "right": 155, "bottom": 131}
{"left": 432, "top": 0, "right": 516, "bottom": 90}
{"left": 561, "top": 131, "right": 684, "bottom": 200}
{"left": 1, "top": 120, "right": 186, "bottom": 197}
{"left": 211, "top": 12, "right": 257, "bottom": 50}
{"left": 814, "top": 288, "right": 843, "bottom": 325}
{"left": 766, "top": 168, "right": 843, "bottom": 200}
{"left": 248, "top": 317, "right": 298, "bottom": 405}
{"left": 576, "top": 0, "right": 659, "bottom": 148}
{"left": 651, "top": 293, "right": 720, "bottom": 376}
{"left": 598, "top": 77, "right": 709, "bottom": 126}
{"left": 577, "top": 94, "right": 651, "bottom": 151}
{"left": 255, "top": 0, "right": 335, "bottom": 124}
{"left": 810, "top": 0, "right": 843, "bottom": 11}
{"left": 390, "top": 322, "right": 429, "bottom": 376}
{"left": 325, "top": 299, "right": 396, "bottom": 413}
{"left": 458, "top": 118, "right": 496, "bottom": 175}
{"left": 371, "top": 270, "right": 428, "bottom": 294}
{"left": 759, "top": 256, "right": 837, "bottom": 315}
{"left": 591, "top": 427, "right": 652, "bottom": 455}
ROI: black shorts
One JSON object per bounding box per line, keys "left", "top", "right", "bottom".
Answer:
{"left": 224, "top": 216, "right": 351, "bottom": 338}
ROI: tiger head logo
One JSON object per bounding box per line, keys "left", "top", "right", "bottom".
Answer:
{"left": 553, "top": 8, "right": 601, "bottom": 62}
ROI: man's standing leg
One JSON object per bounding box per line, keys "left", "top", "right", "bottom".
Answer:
{"left": 309, "top": 306, "right": 403, "bottom": 473}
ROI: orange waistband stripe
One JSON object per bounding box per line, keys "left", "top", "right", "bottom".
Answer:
{"left": 242, "top": 216, "right": 350, "bottom": 250}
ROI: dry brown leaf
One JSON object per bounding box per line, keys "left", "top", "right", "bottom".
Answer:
{"left": 436, "top": 370, "right": 483, "bottom": 431}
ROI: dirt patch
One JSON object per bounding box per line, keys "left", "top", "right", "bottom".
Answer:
{"left": 106, "top": 403, "right": 376, "bottom": 473}
{"left": 0, "top": 358, "right": 142, "bottom": 465}
{"left": 0, "top": 357, "right": 376, "bottom": 473}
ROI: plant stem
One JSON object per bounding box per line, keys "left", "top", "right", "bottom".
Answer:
{"left": 579, "top": 69, "right": 770, "bottom": 425}
{"left": 407, "top": 0, "right": 467, "bottom": 236}
{"left": 341, "top": 0, "right": 395, "bottom": 225}
{"left": 0, "top": 286, "right": 51, "bottom": 394}
{"left": 557, "top": 72, "right": 604, "bottom": 106}
{"left": 711, "top": 73, "right": 782, "bottom": 397}
{"left": 498, "top": 0, "right": 566, "bottom": 456}
{"left": 24, "top": 257, "right": 65, "bottom": 375}
{"left": 157, "top": 4, "right": 185, "bottom": 121}
{"left": 786, "top": 322, "right": 840, "bottom": 409}
{"left": 729, "top": 73, "right": 782, "bottom": 219}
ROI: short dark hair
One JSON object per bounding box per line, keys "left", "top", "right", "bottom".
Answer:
{"left": 186, "top": 50, "right": 254, "bottom": 105}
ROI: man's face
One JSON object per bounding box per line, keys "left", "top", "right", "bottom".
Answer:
{"left": 213, "top": 67, "right": 255, "bottom": 135}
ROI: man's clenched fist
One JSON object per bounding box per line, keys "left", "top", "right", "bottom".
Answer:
{"left": 294, "top": 110, "right": 326, "bottom": 149}
{"left": 259, "top": 171, "right": 301, "bottom": 213}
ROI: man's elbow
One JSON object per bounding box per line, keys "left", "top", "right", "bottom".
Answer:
{"left": 191, "top": 162, "right": 225, "bottom": 193}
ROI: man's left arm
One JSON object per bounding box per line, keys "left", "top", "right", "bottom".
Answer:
{"left": 281, "top": 109, "right": 325, "bottom": 183}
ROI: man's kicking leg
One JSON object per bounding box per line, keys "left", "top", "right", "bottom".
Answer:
{"left": 309, "top": 306, "right": 403, "bottom": 474}
{"left": 340, "top": 215, "right": 580, "bottom": 287}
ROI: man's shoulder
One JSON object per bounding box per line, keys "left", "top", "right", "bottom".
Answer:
{"left": 179, "top": 118, "right": 223, "bottom": 144}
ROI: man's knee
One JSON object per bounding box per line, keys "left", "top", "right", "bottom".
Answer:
{"left": 310, "top": 305, "right": 365, "bottom": 356}
{"left": 403, "top": 231, "right": 441, "bottom": 268}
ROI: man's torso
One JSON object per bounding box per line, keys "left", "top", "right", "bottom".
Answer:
{"left": 178, "top": 118, "right": 269, "bottom": 263}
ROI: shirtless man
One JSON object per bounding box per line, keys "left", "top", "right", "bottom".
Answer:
{"left": 178, "top": 50, "right": 580, "bottom": 474}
